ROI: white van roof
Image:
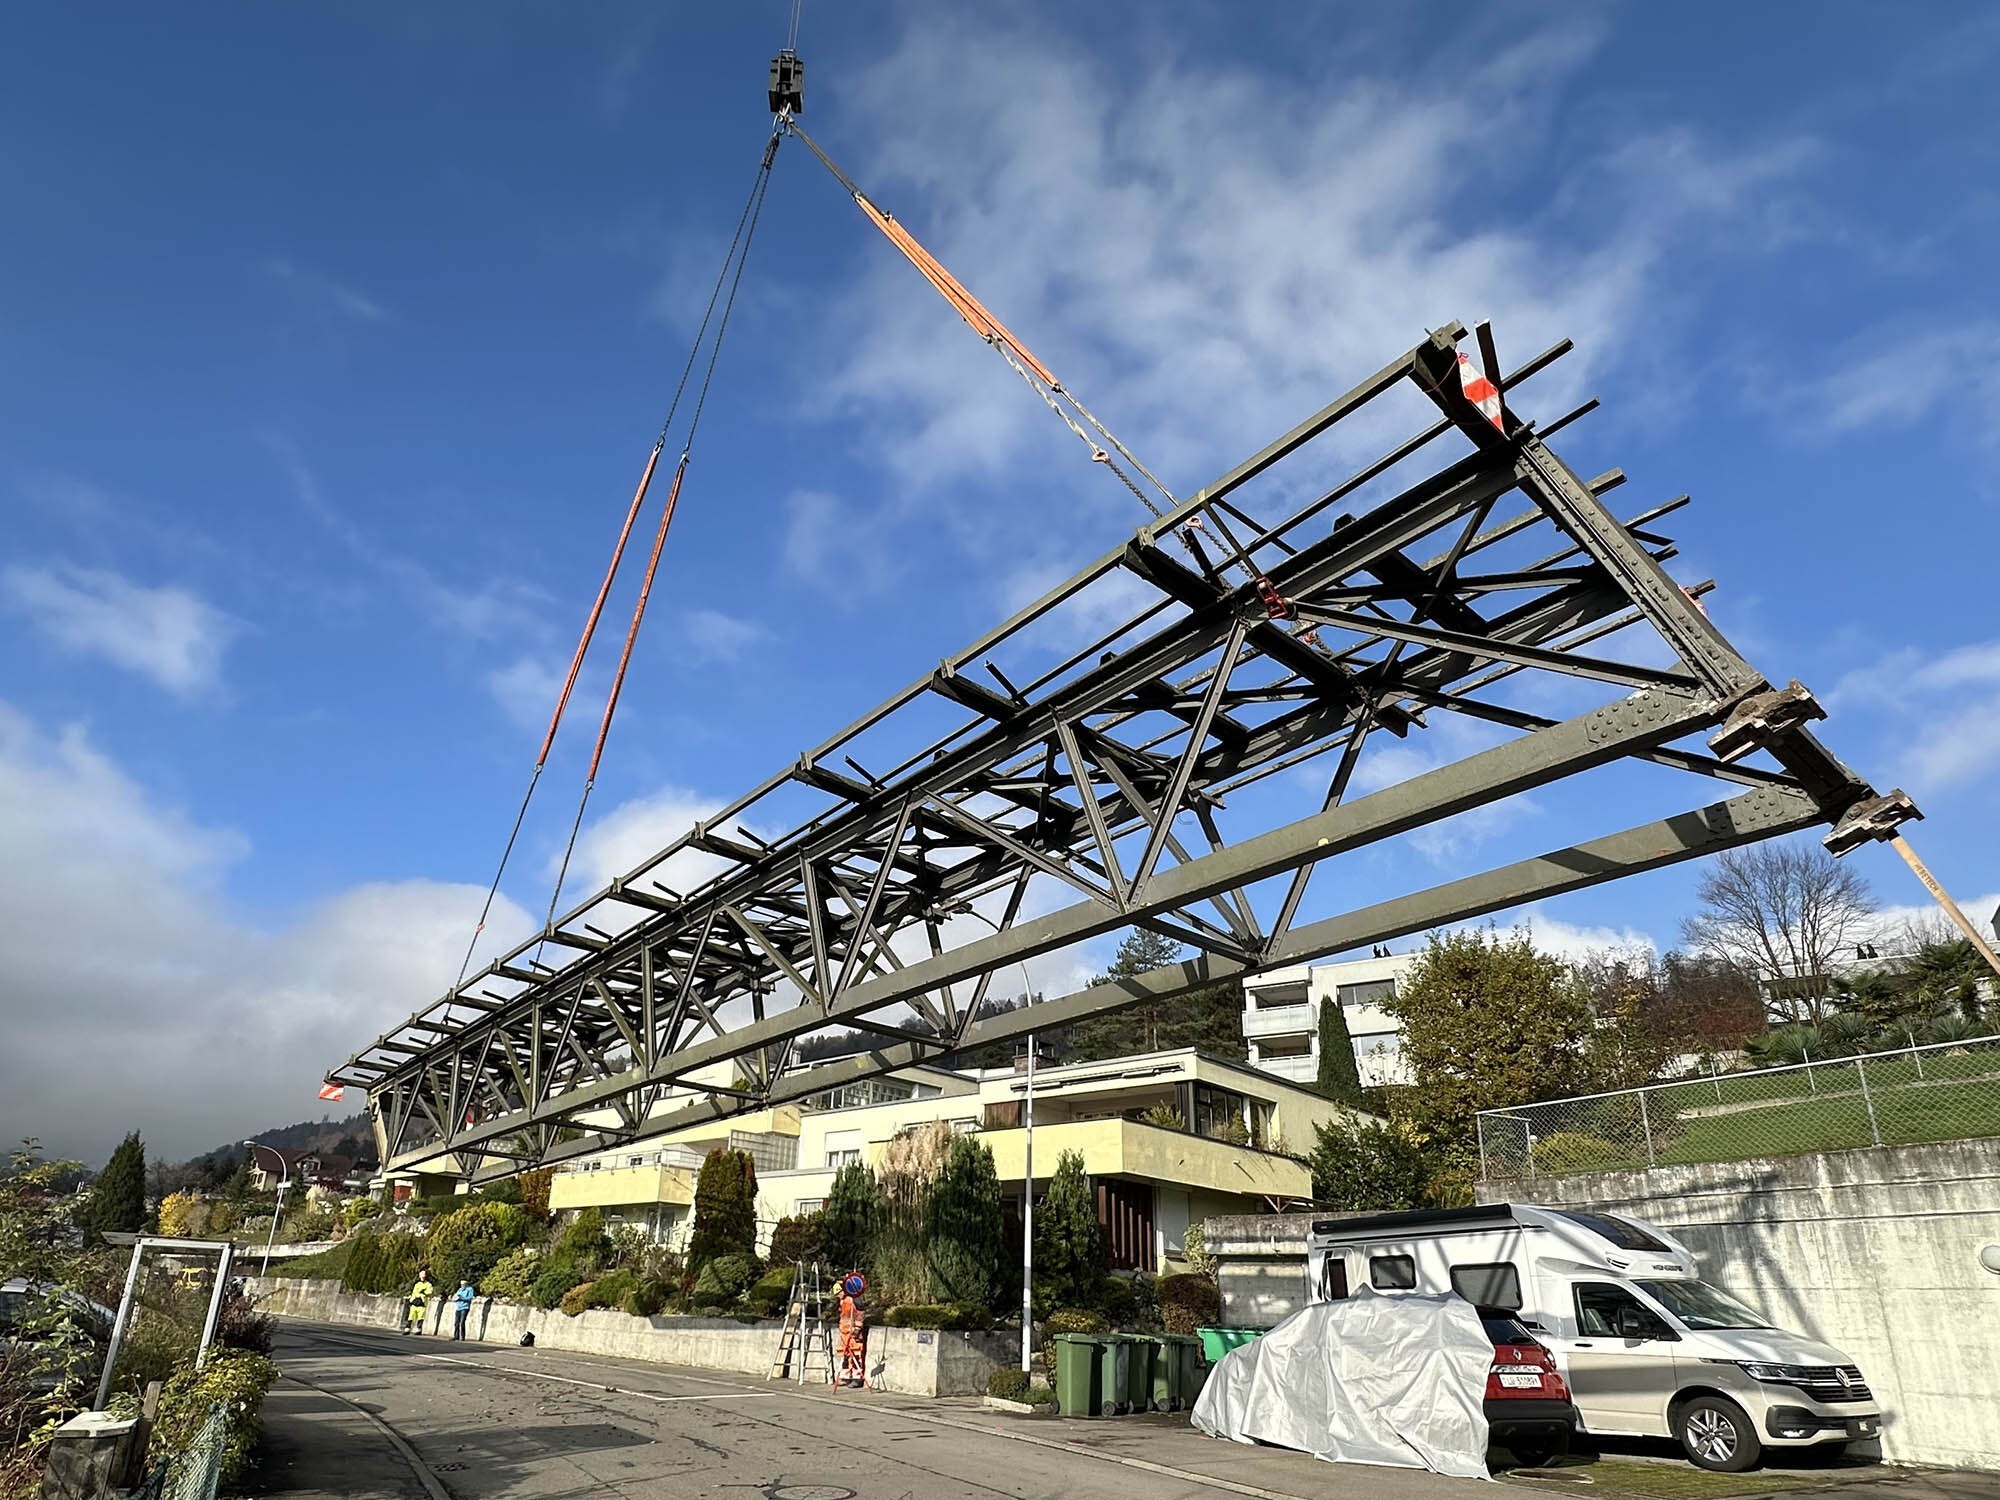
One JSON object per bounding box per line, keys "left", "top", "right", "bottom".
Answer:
{"left": 1308, "top": 1203, "right": 1695, "bottom": 1278}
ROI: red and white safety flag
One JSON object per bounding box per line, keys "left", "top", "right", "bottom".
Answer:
{"left": 318, "top": 1082, "right": 345, "bottom": 1102}
{"left": 1456, "top": 346, "right": 1505, "bottom": 432}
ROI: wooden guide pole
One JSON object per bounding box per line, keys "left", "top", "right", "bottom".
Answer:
{"left": 1889, "top": 833, "right": 2000, "bottom": 979}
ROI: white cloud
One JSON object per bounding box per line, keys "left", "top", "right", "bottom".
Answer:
{"left": 486, "top": 653, "right": 566, "bottom": 734}
{"left": 681, "top": 607, "right": 771, "bottom": 665}
{"left": 801, "top": 10, "right": 1812, "bottom": 543}
{"left": 0, "top": 701, "right": 530, "bottom": 1163}
{"left": 1503, "top": 908, "right": 1660, "bottom": 962}
{"left": 2, "top": 562, "right": 237, "bottom": 696}
{"left": 264, "top": 257, "right": 389, "bottom": 323}
{"left": 559, "top": 783, "right": 733, "bottom": 898}
{"left": 1833, "top": 636, "right": 2000, "bottom": 789}
{"left": 1856, "top": 891, "right": 2000, "bottom": 953}
{"left": 1776, "top": 321, "right": 2000, "bottom": 443}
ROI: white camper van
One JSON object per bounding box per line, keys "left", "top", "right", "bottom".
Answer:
{"left": 1303, "top": 1204, "right": 1880, "bottom": 1472}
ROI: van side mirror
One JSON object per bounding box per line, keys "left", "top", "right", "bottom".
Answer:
{"left": 1614, "top": 1306, "right": 1673, "bottom": 1341}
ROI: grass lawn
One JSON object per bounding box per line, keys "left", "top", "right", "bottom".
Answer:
{"left": 1498, "top": 1050, "right": 1999, "bottom": 1178}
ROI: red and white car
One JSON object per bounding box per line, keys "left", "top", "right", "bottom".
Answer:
{"left": 1479, "top": 1306, "right": 1578, "bottom": 1468}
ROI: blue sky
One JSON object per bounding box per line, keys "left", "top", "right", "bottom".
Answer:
{"left": 4, "top": 2, "right": 1997, "bottom": 1163}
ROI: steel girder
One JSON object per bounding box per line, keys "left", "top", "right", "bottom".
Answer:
{"left": 334, "top": 323, "right": 1895, "bottom": 1178}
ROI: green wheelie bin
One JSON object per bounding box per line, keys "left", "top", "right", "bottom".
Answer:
{"left": 1119, "top": 1334, "right": 1154, "bottom": 1413}
{"left": 1149, "top": 1334, "right": 1181, "bottom": 1412}
{"left": 1102, "top": 1334, "right": 1134, "bottom": 1414}
{"left": 1169, "top": 1334, "right": 1205, "bottom": 1408}
{"left": 1053, "top": 1333, "right": 1109, "bottom": 1417}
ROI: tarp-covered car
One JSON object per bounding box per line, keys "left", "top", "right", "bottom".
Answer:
{"left": 1192, "top": 1291, "right": 1520, "bottom": 1478}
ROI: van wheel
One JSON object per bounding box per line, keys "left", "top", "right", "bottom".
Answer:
{"left": 1676, "top": 1395, "right": 1761, "bottom": 1472}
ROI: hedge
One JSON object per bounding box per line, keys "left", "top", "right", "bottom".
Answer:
{"left": 880, "top": 1302, "right": 991, "bottom": 1330}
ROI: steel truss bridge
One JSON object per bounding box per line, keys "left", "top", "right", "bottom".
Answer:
{"left": 333, "top": 323, "right": 1912, "bottom": 1181}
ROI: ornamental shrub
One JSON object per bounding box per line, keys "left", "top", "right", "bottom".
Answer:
{"left": 1031, "top": 1151, "right": 1105, "bottom": 1315}
{"left": 558, "top": 1281, "right": 595, "bottom": 1317}
{"left": 557, "top": 1207, "right": 612, "bottom": 1272}
{"left": 688, "top": 1149, "right": 759, "bottom": 1273}
{"left": 821, "top": 1162, "right": 879, "bottom": 1272}
{"left": 1156, "top": 1273, "right": 1220, "bottom": 1335}
{"left": 624, "top": 1278, "right": 672, "bottom": 1318}
{"left": 689, "top": 1253, "right": 757, "bottom": 1309}
{"left": 424, "top": 1201, "right": 529, "bottom": 1291}
{"left": 928, "top": 1136, "right": 1004, "bottom": 1308}
{"left": 584, "top": 1268, "right": 637, "bottom": 1311}
{"left": 529, "top": 1252, "right": 586, "bottom": 1310}
{"left": 988, "top": 1368, "right": 1031, "bottom": 1402}
{"left": 482, "top": 1247, "right": 540, "bottom": 1303}
{"left": 745, "top": 1266, "right": 799, "bottom": 1319}
{"left": 517, "top": 1168, "right": 554, "bottom": 1222}
{"left": 767, "top": 1211, "right": 826, "bottom": 1271}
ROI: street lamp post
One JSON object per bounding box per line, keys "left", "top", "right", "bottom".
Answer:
{"left": 935, "top": 902, "right": 1041, "bottom": 1376}
{"left": 1021, "top": 1026, "right": 1034, "bottom": 1375}
{"left": 244, "top": 1142, "right": 291, "bottom": 1277}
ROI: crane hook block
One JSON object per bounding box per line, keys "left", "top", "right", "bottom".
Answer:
{"left": 768, "top": 50, "right": 804, "bottom": 114}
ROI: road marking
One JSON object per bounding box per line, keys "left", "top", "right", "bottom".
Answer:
{"left": 279, "top": 1371, "right": 453, "bottom": 1500}
{"left": 284, "top": 1322, "right": 1317, "bottom": 1500}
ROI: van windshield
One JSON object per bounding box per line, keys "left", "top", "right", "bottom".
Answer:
{"left": 1636, "top": 1278, "right": 1770, "bottom": 1330}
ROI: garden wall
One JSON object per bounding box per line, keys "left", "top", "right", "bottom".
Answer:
{"left": 1474, "top": 1139, "right": 2000, "bottom": 1473}
{"left": 245, "top": 1277, "right": 1013, "bottom": 1398}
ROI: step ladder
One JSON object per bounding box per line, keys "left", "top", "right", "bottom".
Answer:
{"left": 768, "top": 1261, "right": 833, "bottom": 1385}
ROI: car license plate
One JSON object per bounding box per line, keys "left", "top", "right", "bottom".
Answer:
{"left": 1499, "top": 1373, "right": 1543, "bottom": 1389}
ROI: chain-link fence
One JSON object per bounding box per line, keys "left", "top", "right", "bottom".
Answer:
{"left": 142, "top": 1403, "right": 227, "bottom": 1500}
{"left": 1477, "top": 1033, "right": 2000, "bottom": 1181}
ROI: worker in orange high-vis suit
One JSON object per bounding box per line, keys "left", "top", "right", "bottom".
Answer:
{"left": 836, "top": 1272, "right": 867, "bottom": 1388}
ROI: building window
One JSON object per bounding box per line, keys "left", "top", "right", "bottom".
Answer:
{"left": 1450, "top": 1262, "right": 1523, "bottom": 1311}
{"left": 1337, "top": 978, "right": 1397, "bottom": 1008}
{"left": 949, "top": 1118, "right": 978, "bottom": 1135}
{"left": 1249, "top": 981, "right": 1309, "bottom": 1009}
{"left": 1318, "top": 1256, "right": 1350, "bottom": 1301}
{"left": 823, "top": 1129, "right": 861, "bottom": 1169}
{"left": 795, "top": 1198, "right": 825, "bottom": 1215}
{"left": 1184, "top": 1088, "right": 1248, "bottom": 1144}
{"left": 627, "top": 1155, "right": 645, "bottom": 1168}
{"left": 1369, "top": 1254, "right": 1417, "bottom": 1290}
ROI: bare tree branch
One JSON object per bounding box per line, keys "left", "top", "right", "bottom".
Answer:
{"left": 1680, "top": 841, "right": 1875, "bottom": 1027}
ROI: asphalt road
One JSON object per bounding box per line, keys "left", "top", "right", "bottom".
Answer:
{"left": 264, "top": 1319, "right": 1476, "bottom": 1500}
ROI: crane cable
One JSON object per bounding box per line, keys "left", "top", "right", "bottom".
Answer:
{"left": 779, "top": 115, "right": 1286, "bottom": 611}
{"left": 453, "top": 125, "right": 783, "bottom": 991}
{"left": 540, "top": 126, "right": 788, "bottom": 952}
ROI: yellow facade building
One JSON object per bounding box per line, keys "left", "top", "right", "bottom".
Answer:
{"left": 547, "top": 1049, "right": 1369, "bottom": 1272}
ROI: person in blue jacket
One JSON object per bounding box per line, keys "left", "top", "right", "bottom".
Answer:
{"left": 451, "top": 1277, "right": 477, "bottom": 1341}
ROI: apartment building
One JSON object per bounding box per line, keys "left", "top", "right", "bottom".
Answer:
{"left": 547, "top": 1048, "right": 1367, "bottom": 1272}
{"left": 1239, "top": 950, "right": 1418, "bottom": 1088}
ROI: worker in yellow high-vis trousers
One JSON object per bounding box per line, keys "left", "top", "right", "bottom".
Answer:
{"left": 406, "top": 1269, "right": 435, "bottom": 1336}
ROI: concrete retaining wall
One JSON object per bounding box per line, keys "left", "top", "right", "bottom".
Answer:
{"left": 1205, "top": 1138, "right": 2000, "bottom": 1471}
{"left": 246, "top": 1278, "right": 1012, "bottom": 1397}
{"left": 1474, "top": 1139, "right": 2000, "bottom": 1473}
